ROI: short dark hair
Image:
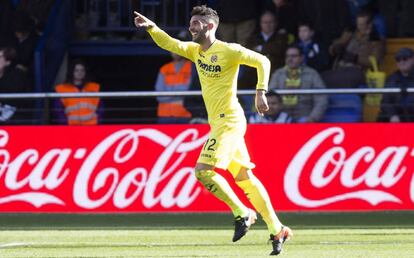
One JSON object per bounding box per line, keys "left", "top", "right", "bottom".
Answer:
{"left": 191, "top": 5, "right": 219, "bottom": 25}
{"left": 261, "top": 10, "right": 277, "bottom": 21}
{"left": 298, "top": 22, "right": 314, "bottom": 31}
{"left": 66, "top": 59, "right": 92, "bottom": 84}
{"left": 286, "top": 44, "right": 303, "bottom": 56}
{"left": 356, "top": 10, "right": 373, "bottom": 24}
{"left": 0, "top": 47, "right": 16, "bottom": 62}
{"left": 266, "top": 91, "right": 282, "bottom": 102}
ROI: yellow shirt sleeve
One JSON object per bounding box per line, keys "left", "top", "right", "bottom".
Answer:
{"left": 231, "top": 44, "right": 270, "bottom": 91}
{"left": 147, "top": 26, "right": 198, "bottom": 62}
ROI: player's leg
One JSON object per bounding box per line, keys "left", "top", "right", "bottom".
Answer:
{"left": 231, "top": 165, "right": 292, "bottom": 255}
{"left": 194, "top": 162, "right": 248, "bottom": 218}
{"left": 194, "top": 162, "right": 256, "bottom": 242}
{"left": 229, "top": 162, "right": 282, "bottom": 235}
{"left": 196, "top": 123, "right": 258, "bottom": 242}
{"left": 228, "top": 143, "right": 292, "bottom": 255}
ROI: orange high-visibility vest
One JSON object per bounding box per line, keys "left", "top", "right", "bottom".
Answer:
{"left": 160, "top": 61, "right": 191, "bottom": 85}
{"left": 55, "top": 82, "right": 100, "bottom": 125}
{"left": 157, "top": 61, "right": 192, "bottom": 118}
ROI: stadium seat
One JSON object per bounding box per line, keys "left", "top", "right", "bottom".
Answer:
{"left": 321, "top": 94, "right": 362, "bottom": 123}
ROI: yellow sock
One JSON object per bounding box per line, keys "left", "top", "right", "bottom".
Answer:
{"left": 236, "top": 171, "right": 282, "bottom": 235}
{"left": 195, "top": 169, "right": 248, "bottom": 218}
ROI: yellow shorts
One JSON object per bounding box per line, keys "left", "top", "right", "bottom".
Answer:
{"left": 197, "top": 115, "right": 255, "bottom": 175}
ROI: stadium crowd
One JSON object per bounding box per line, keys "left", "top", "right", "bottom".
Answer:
{"left": 0, "top": 0, "right": 414, "bottom": 124}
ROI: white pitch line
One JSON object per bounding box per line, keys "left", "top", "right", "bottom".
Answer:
{"left": 319, "top": 241, "right": 404, "bottom": 245}
{"left": 0, "top": 242, "right": 29, "bottom": 248}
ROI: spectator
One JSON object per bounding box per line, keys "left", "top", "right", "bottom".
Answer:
{"left": 264, "top": 0, "right": 298, "bottom": 39}
{"left": 0, "top": 47, "right": 29, "bottom": 124}
{"left": 54, "top": 59, "right": 101, "bottom": 125}
{"left": 246, "top": 11, "right": 288, "bottom": 74}
{"left": 216, "top": 0, "right": 260, "bottom": 46}
{"left": 239, "top": 11, "right": 288, "bottom": 111}
{"left": 13, "top": 10, "right": 39, "bottom": 88}
{"left": 155, "top": 52, "right": 192, "bottom": 124}
{"left": 329, "top": 10, "right": 385, "bottom": 71}
{"left": 346, "top": 0, "right": 386, "bottom": 39}
{"left": 346, "top": 0, "right": 373, "bottom": 20}
{"left": 269, "top": 45, "right": 328, "bottom": 122}
{"left": 249, "top": 91, "right": 292, "bottom": 123}
{"left": 296, "top": 22, "right": 329, "bottom": 72}
{"left": 323, "top": 10, "right": 384, "bottom": 89}
{"left": 296, "top": 0, "right": 352, "bottom": 49}
{"left": 17, "top": 0, "right": 55, "bottom": 34}
{"left": 379, "top": 48, "right": 414, "bottom": 122}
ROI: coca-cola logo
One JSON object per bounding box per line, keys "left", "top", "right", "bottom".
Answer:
{"left": 0, "top": 128, "right": 208, "bottom": 209}
{"left": 284, "top": 127, "right": 414, "bottom": 208}
{"left": 2, "top": 125, "right": 414, "bottom": 212}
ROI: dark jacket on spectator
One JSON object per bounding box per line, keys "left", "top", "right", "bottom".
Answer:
{"left": 0, "top": 66, "right": 30, "bottom": 124}
{"left": 297, "top": 40, "right": 329, "bottom": 72}
{"left": 239, "top": 31, "right": 288, "bottom": 90}
{"left": 0, "top": 66, "right": 28, "bottom": 93}
{"left": 379, "top": 69, "right": 414, "bottom": 122}
{"left": 15, "top": 32, "right": 38, "bottom": 70}
{"left": 246, "top": 31, "right": 288, "bottom": 73}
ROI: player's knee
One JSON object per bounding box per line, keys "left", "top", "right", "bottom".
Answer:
{"left": 194, "top": 169, "right": 214, "bottom": 183}
{"left": 195, "top": 169, "right": 216, "bottom": 186}
{"left": 194, "top": 169, "right": 203, "bottom": 180}
{"left": 235, "top": 169, "right": 253, "bottom": 182}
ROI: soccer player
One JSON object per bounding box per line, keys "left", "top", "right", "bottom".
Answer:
{"left": 134, "top": 5, "right": 292, "bottom": 255}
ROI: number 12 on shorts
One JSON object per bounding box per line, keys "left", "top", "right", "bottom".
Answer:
{"left": 203, "top": 138, "right": 217, "bottom": 151}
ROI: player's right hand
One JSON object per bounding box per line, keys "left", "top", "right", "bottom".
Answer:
{"left": 133, "top": 11, "right": 155, "bottom": 29}
{"left": 255, "top": 90, "right": 269, "bottom": 116}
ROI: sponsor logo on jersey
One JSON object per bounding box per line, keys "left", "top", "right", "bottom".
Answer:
{"left": 197, "top": 59, "right": 221, "bottom": 73}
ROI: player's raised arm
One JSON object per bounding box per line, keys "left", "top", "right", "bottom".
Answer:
{"left": 133, "top": 11, "right": 195, "bottom": 61}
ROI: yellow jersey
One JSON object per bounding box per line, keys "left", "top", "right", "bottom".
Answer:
{"left": 148, "top": 26, "right": 270, "bottom": 123}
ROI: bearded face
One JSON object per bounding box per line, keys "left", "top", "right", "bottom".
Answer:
{"left": 189, "top": 15, "right": 211, "bottom": 44}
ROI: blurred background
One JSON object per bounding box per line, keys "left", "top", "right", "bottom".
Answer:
{"left": 0, "top": 0, "right": 413, "bottom": 125}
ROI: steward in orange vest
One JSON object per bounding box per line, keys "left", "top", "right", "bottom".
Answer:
{"left": 155, "top": 53, "right": 192, "bottom": 120}
{"left": 55, "top": 82, "right": 100, "bottom": 125}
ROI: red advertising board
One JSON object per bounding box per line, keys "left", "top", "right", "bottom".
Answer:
{"left": 0, "top": 124, "right": 413, "bottom": 212}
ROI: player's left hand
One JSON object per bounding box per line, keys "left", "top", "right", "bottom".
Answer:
{"left": 255, "top": 90, "right": 269, "bottom": 116}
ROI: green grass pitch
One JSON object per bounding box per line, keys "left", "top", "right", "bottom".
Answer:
{"left": 0, "top": 212, "right": 414, "bottom": 257}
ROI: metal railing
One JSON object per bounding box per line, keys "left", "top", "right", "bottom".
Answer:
{"left": 0, "top": 88, "right": 412, "bottom": 125}
{"left": 0, "top": 88, "right": 410, "bottom": 99}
